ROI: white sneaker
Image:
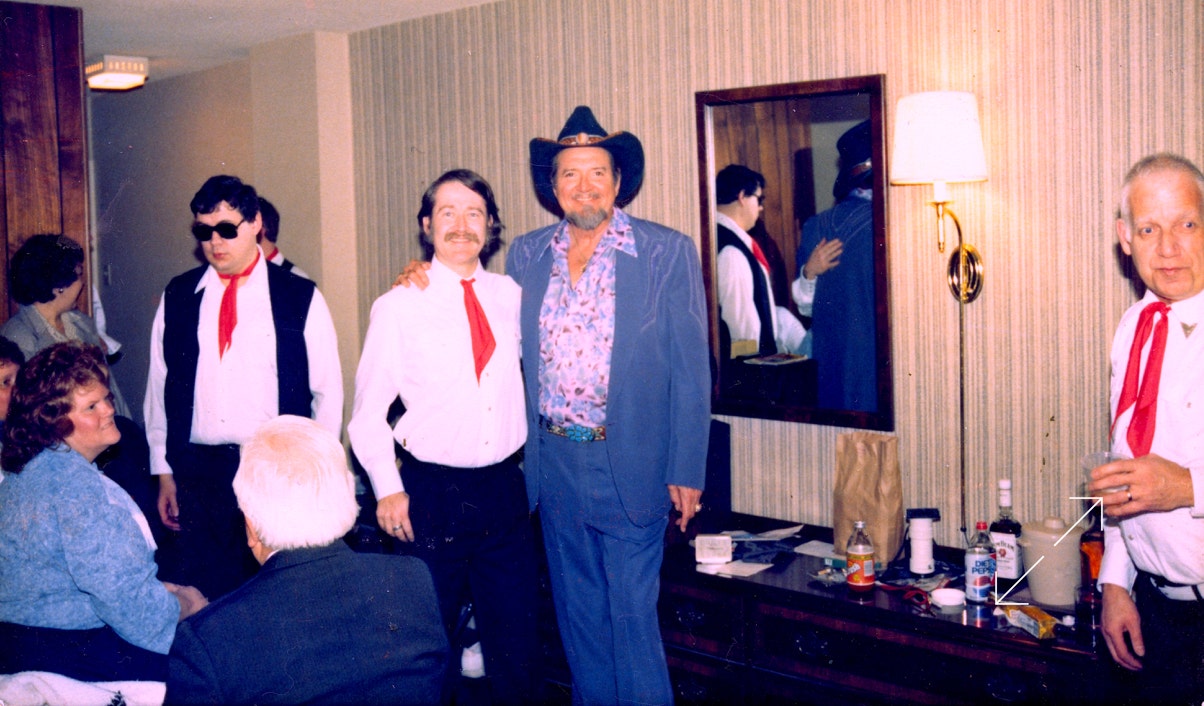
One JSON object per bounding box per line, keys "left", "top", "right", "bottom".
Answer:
{"left": 460, "top": 641, "right": 484, "bottom": 679}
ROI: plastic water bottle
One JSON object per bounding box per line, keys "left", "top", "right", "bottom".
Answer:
{"left": 965, "top": 521, "right": 995, "bottom": 603}
{"left": 846, "top": 520, "right": 876, "bottom": 592}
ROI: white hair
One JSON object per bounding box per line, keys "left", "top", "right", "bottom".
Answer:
{"left": 1118, "top": 153, "right": 1204, "bottom": 227}
{"left": 233, "top": 415, "right": 358, "bottom": 550}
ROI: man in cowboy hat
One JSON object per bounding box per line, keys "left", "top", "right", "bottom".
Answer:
{"left": 506, "top": 106, "right": 711, "bottom": 704}
{"left": 791, "top": 119, "right": 879, "bottom": 412}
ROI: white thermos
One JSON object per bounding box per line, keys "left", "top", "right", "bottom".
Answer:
{"left": 906, "top": 508, "right": 941, "bottom": 576}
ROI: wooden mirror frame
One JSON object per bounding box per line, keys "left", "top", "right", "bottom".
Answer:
{"left": 697, "top": 74, "right": 893, "bottom": 430}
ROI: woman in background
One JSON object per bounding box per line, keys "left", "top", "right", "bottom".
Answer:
{"left": 0, "top": 336, "right": 24, "bottom": 432}
{"left": 0, "top": 234, "right": 129, "bottom": 417}
{"left": 0, "top": 342, "right": 205, "bottom": 681}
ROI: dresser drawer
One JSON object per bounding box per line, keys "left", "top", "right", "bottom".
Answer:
{"left": 749, "top": 602, "right": 1057, "bottom": 704}
{"left": 666, "top": 646, "right": 743, "bottom": 705}
{"left": 659, "top": 579, "right": 744, "bottom": 660}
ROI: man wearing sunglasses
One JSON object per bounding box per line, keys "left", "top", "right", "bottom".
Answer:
{"left": 144, "top": 175, "right": 343, "bottom": 600}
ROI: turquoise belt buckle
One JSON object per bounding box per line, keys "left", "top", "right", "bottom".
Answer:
{"left": 565, "top": 425, "right": 594, "bottom": 442}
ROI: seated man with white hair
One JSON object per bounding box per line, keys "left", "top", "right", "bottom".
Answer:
{"left": 165, "top": 415, "right": 449, "bottom": 706}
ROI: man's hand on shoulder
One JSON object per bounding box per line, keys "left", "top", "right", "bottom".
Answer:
{"left": 803, "top": 238, "right": 843, "bottom": 280}
{"left": 392, "top": 260, "right": 432, "bottom": 290}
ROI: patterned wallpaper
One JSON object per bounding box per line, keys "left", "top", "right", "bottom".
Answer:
{"left": 349, "top": 0, "right": 1203, "bottom": 546}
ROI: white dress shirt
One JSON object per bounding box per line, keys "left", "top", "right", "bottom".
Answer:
{"left": 1099, "top": 288, "right": 1204, "bottom": 590}
{"left": 714, "top": 212, "right": 806, "bottom": 355}
{"left": 267, "top": 249, "right": 310, "bottom": 280}
{"left": 347, "top": 257, "right": 526, "bottom": 500}
{"left": 144, "top": 249, "right": 343, "bottom": 476}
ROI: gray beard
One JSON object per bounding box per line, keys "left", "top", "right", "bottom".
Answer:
{"left": 565, "top": 206, "right": 608, "bottom": 231}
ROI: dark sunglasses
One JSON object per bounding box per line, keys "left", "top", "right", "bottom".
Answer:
{"left": 191, "top": 219, "right": 245, "bottom": 242}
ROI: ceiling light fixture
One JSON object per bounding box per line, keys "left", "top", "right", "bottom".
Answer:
{"left": 85, "top": 55, "right": 148, "bottom": 91}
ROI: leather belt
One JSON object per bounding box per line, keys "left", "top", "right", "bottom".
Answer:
{"left": 539, "top": 416, "right": 606, "bottom": 442}
{"left": 1147, "top": 572, "right": 1204, "bottom": 602}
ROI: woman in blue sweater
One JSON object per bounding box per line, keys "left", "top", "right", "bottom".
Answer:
{"left": 0, "top": 342, "right": 206, "bottom": 681}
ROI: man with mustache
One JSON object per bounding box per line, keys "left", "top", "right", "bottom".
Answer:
{"left": 507, "top": 106, "right": 710, "bottom": 705}
{"left": 348, "top": 170, "right": 541, "bottom": 704}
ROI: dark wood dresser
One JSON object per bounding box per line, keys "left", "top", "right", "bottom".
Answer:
{"left": 651, "top": 513, "right": 1135, "bottom": 705}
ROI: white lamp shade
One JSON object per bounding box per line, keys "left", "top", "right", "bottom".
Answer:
{"left": 890, "top": 91, "right": 988, "bottom": 185}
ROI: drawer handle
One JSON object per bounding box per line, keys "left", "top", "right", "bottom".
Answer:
{"left": 791, "top": 628, "right": 832, "bottom": 661}
{"left": 673, "top": 605, "right": 708, "bottom": 630}
{"left": 985, "top": 672, "right": 1032, "bottom": 702}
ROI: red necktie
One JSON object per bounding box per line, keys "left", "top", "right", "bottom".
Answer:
{"left": 749, "top": 238, "right": 771, "bottom": 272}
{"left": 1112, "top": 300, "right": 1170, "bottom": 457}
{"left": 461, "top": 279, "right": 495, "bottom": 381}
{"left": 217, "top": 251, "right": 260, "bottom": 359}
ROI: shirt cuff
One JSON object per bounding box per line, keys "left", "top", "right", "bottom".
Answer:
{"left": 1097, "top": 524, "right": 1137, "bottom": 591}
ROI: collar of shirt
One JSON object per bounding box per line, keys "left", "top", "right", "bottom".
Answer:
{"left": 551, "top": 206, "right": 638, "bottom": 259}
{"left": 715, "top": 211, "right": 753, "bottom": 246}
{"left": 197, "top": 246, "right": 269, "bottom": 294}
{"left": 1164, "top": 287, "right": 1204, "bottom": 333}
{"left": 428, "top": 254, "right": 484, "bottom": 290}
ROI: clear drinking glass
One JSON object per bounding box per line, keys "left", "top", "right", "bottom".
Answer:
{"left": 1081, "top": 451, "right": 1129, "bottom": 495}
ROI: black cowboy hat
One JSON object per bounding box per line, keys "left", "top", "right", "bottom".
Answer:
{"left": 529, "top": 106, "right": 645, "bottom": 209}
{"left": 832, "top": 119, "right": 873, "bottom": 201}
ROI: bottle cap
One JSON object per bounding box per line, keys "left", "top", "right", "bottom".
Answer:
{"left": 975, "top": 520, "right": 988, "bottom": 530}
{"left": 999, "top": 479, "right": 1011, "bottom": 489}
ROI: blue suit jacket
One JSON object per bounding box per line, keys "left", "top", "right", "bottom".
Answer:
{"left": 165, "top": 543, "right": 449, "bottom": 705}
{"left": 505, "top": 215, "right": 711, "bottom": 527}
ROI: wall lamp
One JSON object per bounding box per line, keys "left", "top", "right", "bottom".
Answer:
{"left": 85, "top": 55, "right": 148, "bottom": 91}
{"left": 889, "top": 91, "right": 988, "bottom": 303}
{"left": 890, "top": 91, "right": 989, "bottom": 539}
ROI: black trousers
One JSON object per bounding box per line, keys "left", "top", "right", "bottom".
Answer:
{"left": 0, "top": 621, "right": 166, "bottom": 681}
{"left": 1133, "top": 572, "right": 1204, "bottom": 705}
{"left": 399, "top": 447, "right": 542, "bottom": 705}
{"left": 169, "top": 443, "right": 259, "bottom": 600}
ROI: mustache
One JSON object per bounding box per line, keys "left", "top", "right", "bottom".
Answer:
{"left": 442, "top": 230, "right": 481, "bottom": 243}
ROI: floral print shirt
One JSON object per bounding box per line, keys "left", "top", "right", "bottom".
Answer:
{"left": 538, "top": 208, "right": 637, "bottom": 427}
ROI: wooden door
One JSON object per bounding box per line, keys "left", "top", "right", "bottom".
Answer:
{"left": 0, "top": 1, "right": 88, "bottom": 319}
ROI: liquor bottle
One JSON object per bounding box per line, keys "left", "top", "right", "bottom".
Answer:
{"left": 965, "top": 521, "right": 995, "bottom": 603}
{"left": 846, "top": 520, "right": 876, "bottom": 592}
{"left": 990, "top": 479, "right": 1024, "bottom": 595}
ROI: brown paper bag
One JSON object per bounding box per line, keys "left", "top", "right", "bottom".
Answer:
{"left": 833, "top": 431, "right": 903, "bottom": 565}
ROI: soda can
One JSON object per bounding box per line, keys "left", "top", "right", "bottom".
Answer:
{"left": 965, "top": 547, "right": 995, "bottom": 603}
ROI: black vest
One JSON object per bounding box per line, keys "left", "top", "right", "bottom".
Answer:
{"left": 162, "top": 263, "right": 315, "bottom": 467}
{"left": 717, "top": 225, "right": 775, "bottom": 356}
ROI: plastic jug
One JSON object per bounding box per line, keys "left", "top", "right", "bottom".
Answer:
{"left": 1017, "top": 516, "right": 1084, "bottom": 607}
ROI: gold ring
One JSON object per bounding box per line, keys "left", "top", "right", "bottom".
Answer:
{"left": 694, "top": 503, "right": 703, "bottom": 512}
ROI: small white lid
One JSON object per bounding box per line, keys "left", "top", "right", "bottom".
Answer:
{"left": 931, "top": 588, "right": 966, "bottom": 607}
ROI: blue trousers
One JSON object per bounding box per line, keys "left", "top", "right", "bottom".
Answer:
{"left": 537, "top": 430, "right": 673, "bottom": 706}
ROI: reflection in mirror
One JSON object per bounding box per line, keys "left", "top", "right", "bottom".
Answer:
{"left": 697, "top": 75, "right": 893, "bottom": 430}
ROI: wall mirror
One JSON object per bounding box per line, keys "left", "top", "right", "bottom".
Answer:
{"left": 696, "top": 74, "right": 893, "bottom": 430}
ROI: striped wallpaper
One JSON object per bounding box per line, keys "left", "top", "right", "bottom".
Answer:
{"left": 349, "top": 0, "right": 1203, "bottom": 547}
